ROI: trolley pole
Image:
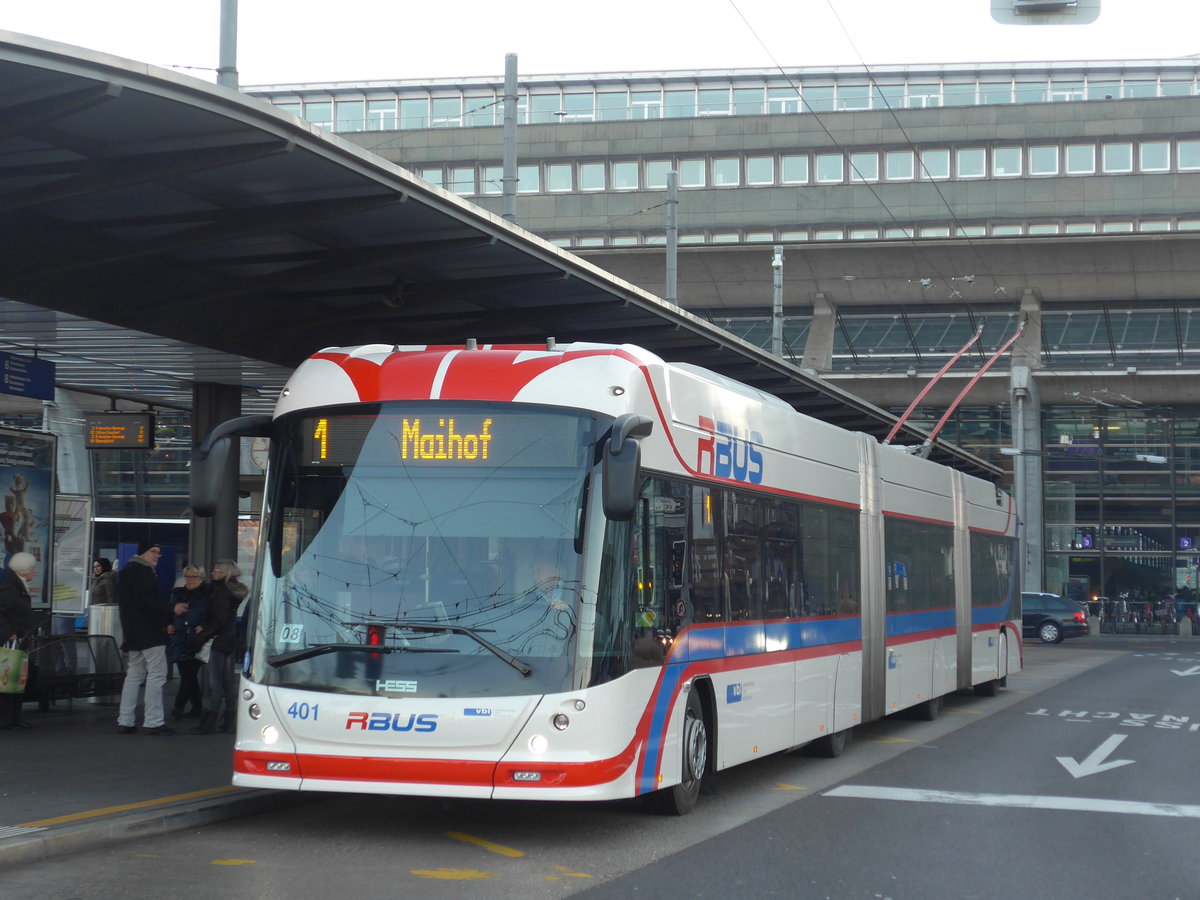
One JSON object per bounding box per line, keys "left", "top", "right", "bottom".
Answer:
{"left": 665, "top": 170, "right": 678, "bottom": 305}
{"left": 771, "top": 245, "right": 784, "bottom": 357}
{"left": 501, "top": 53, "right": 518, "bottom": 223}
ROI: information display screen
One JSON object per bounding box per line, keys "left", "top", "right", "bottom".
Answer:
{"left": 84, "top": 412, "right": 155, "bottom": 449}
{"left": 298, "top": 408, "right": 589, "bottom": 469}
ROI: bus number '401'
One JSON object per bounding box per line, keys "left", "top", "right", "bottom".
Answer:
{"left": 287, "top": 702, "right": 319, "bottom": 720}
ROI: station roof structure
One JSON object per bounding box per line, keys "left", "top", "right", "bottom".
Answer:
{"left": 0, "top": 31, "right": 997, "bottom": 476}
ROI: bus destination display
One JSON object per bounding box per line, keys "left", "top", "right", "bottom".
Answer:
{"left": 84, "top": 412, "right": 155, "bottom": 449}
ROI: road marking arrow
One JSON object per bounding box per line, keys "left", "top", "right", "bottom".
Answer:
{"left": 1056, "top": 734, "right": 1135, "bottom": 779}
{"left": 1171, "top": 665, "right": 1200, "bottom": 676}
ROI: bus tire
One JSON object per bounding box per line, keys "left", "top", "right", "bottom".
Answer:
{"left": 911, "top": 694, "right": 943, "bottom": 721}
{"left": 651, "top": 689, "right": 708, "bottom": 816}
{"left": 974, "top": 678, "right": 1000, "bottom": 697}
{"left": 806, "top": 727, "right": 852, "bottom": 758}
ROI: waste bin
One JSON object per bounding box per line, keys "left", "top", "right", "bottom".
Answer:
{"left": 88, "top": 604, "right": 123, "bottom": 704}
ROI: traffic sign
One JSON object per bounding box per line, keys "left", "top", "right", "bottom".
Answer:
{"left": 0, "top": 350, "right": 55, "bottom": 400}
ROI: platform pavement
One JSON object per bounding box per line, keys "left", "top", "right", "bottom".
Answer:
{"left": 1, "top": 630, "right": 1194, "bottom": 869}
{"left": 0, "top": 683, "right": 309, "bottom": 869}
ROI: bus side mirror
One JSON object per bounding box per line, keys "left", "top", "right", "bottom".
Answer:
{"left": 191, "top": 414, "right": 273, "bottom": 516}
{"left": 602, "top": 414, "right": 653, "bottom": 521}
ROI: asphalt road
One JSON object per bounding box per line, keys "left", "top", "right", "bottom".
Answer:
{"left": 8, "top": 636, "right": 1198, "bottom": 900}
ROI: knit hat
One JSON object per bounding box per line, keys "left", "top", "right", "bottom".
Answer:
{"left": 137, "top": 540, "right": 160, "bottom": 555}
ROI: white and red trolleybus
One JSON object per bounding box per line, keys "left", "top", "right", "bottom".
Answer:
{"left": 192, "top": 341, "right": 1019, "bottom": 814}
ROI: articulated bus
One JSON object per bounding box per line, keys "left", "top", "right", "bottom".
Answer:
{"left": 193, "top": 341, "right": 1019, "bottom": 814}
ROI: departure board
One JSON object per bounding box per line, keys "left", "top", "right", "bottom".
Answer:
{"left": 84, "top": 412, "right": 155, "bottom": 449}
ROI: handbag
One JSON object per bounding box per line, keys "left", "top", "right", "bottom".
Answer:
{"left": 0, "top": 638, "right": 28, "bottom": 694}
{"left": 195, "top": 638, "right": 212, "bottom": 664}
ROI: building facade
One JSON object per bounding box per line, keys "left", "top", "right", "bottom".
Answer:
{"left": 246, "top": 59, "right": 1200, "bottom": 604}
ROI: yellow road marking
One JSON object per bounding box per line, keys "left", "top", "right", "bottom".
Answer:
{"left": 775, "top": 783, "right": 807, "bottom": 791}
{"left": 212, "top": 859, "right": 255, "bottom": 866}
{"left": 412, "top": 868, "right": 495, "bottom": 880}
{"left": 865, "top": 736, "right": 917, "bottom": 744}
{"left": 947, "top": 707, "right": 982, "bottom": 715}
{"left": 445, "top": 831, "right": 525, "bottom": 858}
{"left": 545, "top": 864, "right": 592, "bottom": 880}
{"left": 19, "top": 786, "right": 237, "bottom": 828}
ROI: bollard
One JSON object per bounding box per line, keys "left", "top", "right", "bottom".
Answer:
{"left": 1088, "top": 616, "right": 1101, "bottom": 636}
{"left": 1180, "top": 617, "right": 1193, "bottom": 638}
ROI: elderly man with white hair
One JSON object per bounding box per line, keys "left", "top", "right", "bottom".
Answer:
{"left": 0, "top": 551, "right": 37, "bottom": 730}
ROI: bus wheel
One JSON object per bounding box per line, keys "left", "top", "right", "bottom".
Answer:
{"left": 652, "top": 689, "right": 707, "bottom": 816}
{"left": 806, "top": 727, "right": 852, "bottom": 758}
{"left": 974, "top": 678, "right": 1000, "bottom": 697}
{"left": 912, "top": 695, "right": 943, "bottom": 721}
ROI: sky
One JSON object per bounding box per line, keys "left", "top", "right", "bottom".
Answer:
{"left": 1, "top": 0, "right": 1198, "bottom": 86}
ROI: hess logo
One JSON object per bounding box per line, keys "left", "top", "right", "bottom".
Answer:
{"left": 346, "top": 712, "right": 438, "bottom": 732}
{"left": 697, "top": 416, "right": 763, "bottom": 484}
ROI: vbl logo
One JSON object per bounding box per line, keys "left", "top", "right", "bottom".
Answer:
{"left": 697, "top": 416, "right": 763, "bottom": 484}
{"left": 346, "top": 712, "right": 438, "bottom": 732}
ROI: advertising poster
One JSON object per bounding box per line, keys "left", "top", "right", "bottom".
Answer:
{"left": 0, "top": 426, "right": 56, "bottom": 607}
{"left": 52, "top": 494, "right": 92, "bottom": 613}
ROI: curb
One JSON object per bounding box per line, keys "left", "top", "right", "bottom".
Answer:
{"left": 0, "top": 788, "right": 313, "bottom": 868}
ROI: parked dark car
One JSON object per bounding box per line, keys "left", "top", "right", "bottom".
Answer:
{"left": 1022, "top": 591, "right": 1088, "bottom": 643}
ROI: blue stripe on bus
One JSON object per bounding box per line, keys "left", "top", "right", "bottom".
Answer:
{"left": 885, "top": 608, "right": 957, "bottom": 638}
{"left": 972, "top": 602, "right": 1013, "bottom": 627}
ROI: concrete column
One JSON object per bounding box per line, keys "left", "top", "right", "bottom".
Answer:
{"left": 189, "top": 383, "right": 241, "bottom": 570}
{"left": 801, "top": 293, "right": 836, "bottom": 371}
{"left": 1013, "top": 288, "right": 1043, "bottom": 369}
{"left": 43, "top": 389, "right": 92, "bottom": 496}
{"left": 1012, "top": 365, "right": 1043, "bottom": 593}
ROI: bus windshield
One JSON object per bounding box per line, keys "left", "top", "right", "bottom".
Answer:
{"left": 251, "top": 402, "right": 602, "bottom": 698}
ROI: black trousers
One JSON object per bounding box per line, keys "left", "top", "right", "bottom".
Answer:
{"left": 0, "top": 692, "right": 23, "bottom": 726}
{"left": 172, "top": 659, "right": 204, "bottom": 713}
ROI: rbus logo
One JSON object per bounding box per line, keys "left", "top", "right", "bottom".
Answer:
{"left": 346, "top": 712, "right": 439, "bottom": 732}
{"left": 697, "top": 416, "right": 764, "bottom": 484}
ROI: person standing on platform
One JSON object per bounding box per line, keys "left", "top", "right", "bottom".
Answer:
{"left": 168, "top": 565, "right": 209, "bottom": 721}
{"left": 90, "top": 558, "right": 116, "bottom": 604}
{"left": 0, "top": 552, "right": 36, "bottom": 730}
{"left": 195, "top": 559, "right": 247, "bottom": 734}
{"left": 116, "top": 541, "right": 174, "bottom": 735}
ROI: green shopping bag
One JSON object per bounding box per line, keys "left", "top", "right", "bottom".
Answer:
{"left": 0, "top": 644, "right": 28, "bottom": 694}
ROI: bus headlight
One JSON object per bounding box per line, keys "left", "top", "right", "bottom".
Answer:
{"left": 248, "top": 703, "right": 263, "bottom": 720}
{"left": 552, "top": 713, "right": 570, "bottom": 731}
{"left": 262, "top": 724, "right": 280, "bottom": 744}
{"left": 529, "top": 734, "right": 548, "bottom": 755}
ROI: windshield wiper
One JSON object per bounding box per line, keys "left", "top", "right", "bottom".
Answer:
{"left": 267, "top": 642, "right": 453, "bottom": 668}
{"left": 392, "top": 620, "right": 533, "bottom": 677}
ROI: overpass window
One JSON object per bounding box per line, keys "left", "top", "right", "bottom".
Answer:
{"left": 1180, "top": 141, "right": 1200, "bottom": 170}
{"left": 463, "top": 95, "right": 496, "bottom": 127}
{"left": 780, "top": 155, "right": 809, "bottom": 184}
{"left": 872, "top": 83, "right": 905, "bottom": 109}
{"left": 1179, "top": 219, "right": 1200, "bottom": 231}
{"left": 919, "top": 226, "right": 951, "bottom": 237}
{"left": 907, "top": 83, "right": 940, "bottom": 108}
{"left": 562, "top": 92, "right": 595, "bottom": 121}
{"left": 747, "top": 232, "right": 775, "bottom": 242}
{"left": 1102, "top": 142, "right": 1133, "bottom": 173}
{"left": 992, "top": 224, "right": 1023, "bottom": 235}
{"left": 546, "top": 164, "right": 573, "bottom": 192}
{"left": 580, "top": 163, "right": 606, "bottom": 191}
{"left": 804, "top": 85, "right": 834, "bottom": 112}
{"left": 1139, "top": 221, "right": 1171, "bottom": 232}
{"left": 431, "top": 97, "right": 462, "bottom": 127}
{"left": 956, "top": 148, "right": 986, "bottom": 179}
{"left": 837, "top": 84, "right": 870, "bottom": 110}
{"left": 1086, "top": 79, "right": 1121, "bottom": 100}
{"left": 1065, "top": 222, "right": 1097, "bottom": 233}
{"left": 367, "top": 99, "right": 397, "bottom": 130}
{"left": 1030, "top": 146, "right": 1060, "bottom": 176}
{"left": 335, "top": 100, "right": 365, "bottom": 132}
{"left": 1050, "top": 80, "right": 1085, "bottom": 102}
{"left": 1028, "top": 223, "right": 1060, "bottom": 235}
{"left": 992, "top": 147, "right": 1022, "bottom": 177}
{"left": 816, "top": 153, "right": 843, "bottom": 183}
{"left": 1123, "top": 80, "right": 1156, "bottom": 98}
{"left": 517, "top": 165, "right": 540, "bottom": 193}
{"left": 814, "top": 228, "right": 844, "bottom": 240}
{"left": 1159, "top": 78, "right": 1193, "bottom": 97}
{"left": 886, "top": 150, "right": 914, "bottom": 180}
{"left": 679, "top": 159, "right": 706, "bottom": 187}
{"left": 746, "top": 157, "right": 774, "bottom": 185}
{"left": 596, "top": 92, "right": 629, "bottom": 121}
{"left": 303, "top": 101, "right": 332, "bottom": 129}
{"left": 1102, "top": 221, "right": 1134, "bottom": 233}
{"left": 274, "top": 102, "right": 301, "bottom": 118}
{"left": 980, "top": 81, "right": 1012, "bottom": 104}
{"left": 644, "top": 160, "right": 671, "bottom": 189}
{"left": 884, "top": 227, "right": 912, "bottom": 238}
{"left": 665, "top": 90, "right": 695, "bottom": 118}
{"left": 399, "top": 98, "right": 428, "bottom": 129}
{"left": 612, "top": 161, "right": 639, "bottom": 190}
{"left": 712, "top": 233, "right": 740, "bottom": 243}
{"left": 920, "top": 149, "right": 950, "bottom": 179}
{"left": 733, "top": 88, "right": 765, "bottom": 115}
{"left": 529, "top": 93, "right": 561, "bottom": 124}
{"left": 942, "top": 80, "right": 976, "bottom": 106}
{"left": 419, "top": 168, "right": 443, "bottom": 188}
{"left": 1066, "top": 144, "right": 1096, "bottom": 174}
{"left": 698, "top": 89, "right": 731, "bottom": 116}
{"left": 850, "top": 228, "right": 879, "bottom": 239}
{"left": 680, "top": 234, "right": 706, "bottom": 244}
{"left": 448, "top": 167, "right": 475, "bottom": 195}
{"left": 611, "top": 236, "right": 639, "bottom": 246}
{"left": 480, "top": 166, "right": 502, "bottom": 195}
{"left": 1139, "top": 141, "right": 1170, "bottom": 172}
{"left": 957, "top": 225, "right": 986, "bottom": 237}
{"left": 849, "top": 152, "right": 878, "bottom": 182}
{"left": 767, "top": 86, "right": 802, "bottom": 114}
{"left": 713, "top": 158, "right": 740, "bottom": 186}
{"left": 631, "top": 91, "right": 662, "bottom": 119}
{"left": 577, "top": 237, "right": 604, "bottom": 247}
{"left": 1014, "top": 77, "right": 1047, "bottom": 104}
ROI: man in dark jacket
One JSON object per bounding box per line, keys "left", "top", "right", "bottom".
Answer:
{"left": 0, "top": 551, "right": 36, "bottom": 729}
{"left": 116, "top": 541, "right": 176, "bottom": 735}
